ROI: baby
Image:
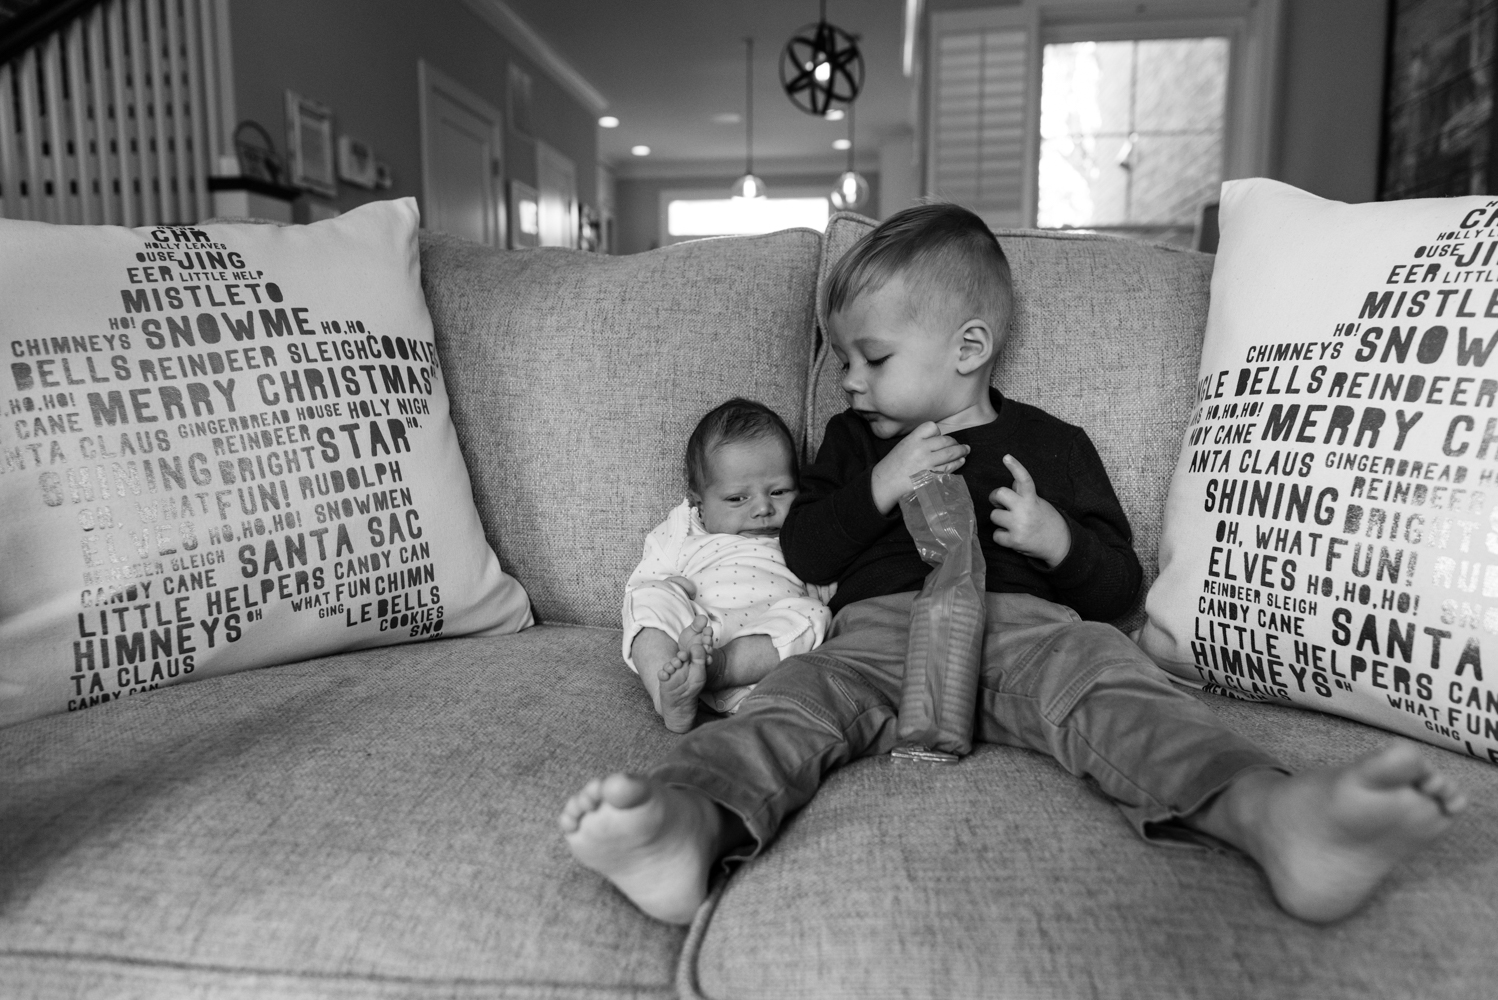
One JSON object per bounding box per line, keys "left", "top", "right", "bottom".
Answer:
{"left": 622, "top": 398, "right": 831, "bottom": 732}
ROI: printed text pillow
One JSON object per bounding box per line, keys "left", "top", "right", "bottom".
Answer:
{"left": 1141, "top": 178, "right": 1498, "bottom": 764}
{"left": 0, "top": 198, "right": 532, "bottom": 727}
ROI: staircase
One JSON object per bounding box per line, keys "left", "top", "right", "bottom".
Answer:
{"left": 0, "top": 0, "right": 234, "bottom": 225}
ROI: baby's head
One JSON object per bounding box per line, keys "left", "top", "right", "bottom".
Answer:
{"left": 822, "top": 203, "right": 1014, "bottom": 438}
{"left": 684, "top": 398, "right": 799, "bottom": 537}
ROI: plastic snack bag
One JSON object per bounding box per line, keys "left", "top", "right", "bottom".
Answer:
{"left": 896, "top": 470, "right": 988, "bottom": 757}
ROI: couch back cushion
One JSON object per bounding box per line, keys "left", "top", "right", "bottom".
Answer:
{"left": 812, "top": 212, "right": 1214, "bottom": 627}
{"left": 421, "top": 230, "right": 821, "bottom": 628}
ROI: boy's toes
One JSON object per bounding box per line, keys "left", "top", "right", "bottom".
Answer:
{"left": 1359, "top": 742, "right": 1431, "bottom": 789}
{"left": 559, "top": 778, "right": 606, "bottom": 832}
{"left": 1418, "top": 772, "right": 1468, "bottom": 815}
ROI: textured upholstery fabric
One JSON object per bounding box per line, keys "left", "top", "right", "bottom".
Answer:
{"left": 811, "top": 214, "right": 1213, "bottom": 631}
{"left": 0, "top": 628, "right": 683, "bottom": 999}
{"left": 420, "top": 231, "right": 821, "bottom": 630}
{"left": 686, "top": 694, "right": 1498, "bottom": 1000}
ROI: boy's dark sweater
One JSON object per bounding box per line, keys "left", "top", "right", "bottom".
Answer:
{"left": 781, "top": 388, "right": 1142, "bottom": 621}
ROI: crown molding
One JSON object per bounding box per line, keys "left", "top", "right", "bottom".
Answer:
{"left": 457, "top": 0, "right": 608, "bottom": 115}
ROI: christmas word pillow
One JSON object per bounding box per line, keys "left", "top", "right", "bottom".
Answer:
{"left": 1140, "top": 178, "right": 1498, "bottom": 764}
{"left": 0, "top": 198, "right": 532, "bottom": 728}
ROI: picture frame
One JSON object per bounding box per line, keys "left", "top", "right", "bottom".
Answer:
{"left": 508, "top": 179, "right": 540, "bottom": 249}
{"left": 337, "top": 134, "right": 379, "bottom": 189}
{"left": 284, "top": 91, "right": 337, "bottom": 198}
{"left": 1379, "top": 0, "right": 1498, "bottom": 200}
{"left": 507, "top": 63, "right": 535, "bottom": 139}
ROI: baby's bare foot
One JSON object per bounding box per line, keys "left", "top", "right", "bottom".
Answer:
{"left": 559, "top": 773, "right": 723, "bottom": 924}
{"left": 657, "top": 617, "right": 710, "bottom": 733}
{"left": 1224, "top": 743, "right": 1465, "bottom": 923}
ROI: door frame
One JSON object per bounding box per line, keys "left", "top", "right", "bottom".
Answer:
{"left": 417, "top": 60, "right": 507, "bottom": 247}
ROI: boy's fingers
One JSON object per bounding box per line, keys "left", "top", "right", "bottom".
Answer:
{"left": 990, "top": 487, "right": 1018, "bottom": 509}
{"left": 1004, "top": 454, "right": 1036, "bottom": 496}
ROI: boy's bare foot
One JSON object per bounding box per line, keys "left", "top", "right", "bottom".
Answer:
{"left": 1196, "top": 743, "right": 1466, "bottom": 923}
{"left": 559, "top": 773, "right": 725, "bottom": 925}
{"left": 657, "top": 616, "right": 710, "bottom": 733}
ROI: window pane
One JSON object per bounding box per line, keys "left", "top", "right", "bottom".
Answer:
{"left": 667, "top": 197, "right": 831, "bottom": 237}
{"left": 1038, "top": 37, "right": 1228, "bottom": 242}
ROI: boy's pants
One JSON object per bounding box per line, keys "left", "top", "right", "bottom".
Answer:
{"left": 650, "top": 592, "right": 1285, "bottom": 857}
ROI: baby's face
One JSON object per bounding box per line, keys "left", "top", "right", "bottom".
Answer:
{"left": 694, "top": 437, "right": 798, "bottom": 536}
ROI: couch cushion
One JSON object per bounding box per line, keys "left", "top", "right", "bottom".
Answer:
{"left": 811, "top": 213, "right": 1214, "bottom": 630}
{"left": 685, "top": 692, "right": 1498, "bottom": 1000}
{"left": 0, "top": 628, "right": 682, "bottom": 999}
{"left": 419, "top": 231, "right": 822, "bottom": 629}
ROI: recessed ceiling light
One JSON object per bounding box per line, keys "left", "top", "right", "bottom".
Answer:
{"left": 712, "top": 112, "right": 742, "bottom": 124}
{"left": 599, "top": 116, "right": 619, "bottom": 128}
{"left": 832, "top": 138, "right": 851, "bottom": 151}
{"left": 631, "top": 145, "right": 651, "bottom": 156}
{"left": 824, "top": 108, "right": 845, "bottom": 121}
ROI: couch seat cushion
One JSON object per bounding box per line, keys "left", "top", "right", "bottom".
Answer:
{"left": 0, "top": 627, "right": 680, "bottom": 1000}
{"left": 687, "top": 694, "right": 1498, "bottom": 1000}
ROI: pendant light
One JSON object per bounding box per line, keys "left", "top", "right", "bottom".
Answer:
{"left": 730, "top": 37, "right": 766, "bottom": 200}
{"left": 780, "top": 0, "right": 864, "bottom": 117}
{"left": 830, "top": 99, "right": 869, "bottom": 211}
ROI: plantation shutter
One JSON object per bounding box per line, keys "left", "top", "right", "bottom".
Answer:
{"left": 927, "top": 8, "right": 1039, "bottom": 229}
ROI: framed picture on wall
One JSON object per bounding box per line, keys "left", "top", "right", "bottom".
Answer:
{"left": 1379, "top": 0, "right": 1498, "bottom": 199}
{"left": 285, "top": 91, "right": 337, "bottom": 197}
{"left": 508, "top": 63, "right": 535, "bottom": 139}
{"left": 509, "top": 180, "right": 540, "bottom": 249}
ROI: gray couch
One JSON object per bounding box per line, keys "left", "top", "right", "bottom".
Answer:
{"left": 4, "top": 213, "right": 1496, "bottom": 1000}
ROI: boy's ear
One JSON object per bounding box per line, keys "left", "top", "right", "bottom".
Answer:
{"left": 955, "top": 319, "right": 995, "bottom": 375}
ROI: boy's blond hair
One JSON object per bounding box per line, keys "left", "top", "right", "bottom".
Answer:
{"left": 823, "top": 203, "right": 1015, "bottom": 342}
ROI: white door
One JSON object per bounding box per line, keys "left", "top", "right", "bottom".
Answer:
{"left": 419, "top": 62, "right": 505, "bottom": 246}
{"left": 535, "top": 140, "right": 577, "bottom": 248}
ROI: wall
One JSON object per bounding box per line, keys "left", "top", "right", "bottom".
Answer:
{"left": 1271, "top": 0, "right": 1388, "bottom": 203}
{"left": 228, "top": 0, "right": 597, "bottom": 221}
{"left": 614, "top": 169, "right": 882, "bottom": 256}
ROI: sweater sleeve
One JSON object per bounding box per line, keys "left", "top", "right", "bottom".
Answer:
{"left": 1040, "top": 430, "right": 1144, "bottom": 622}
{"left": 780, "top": 417, "right": 897, "bottom": 585}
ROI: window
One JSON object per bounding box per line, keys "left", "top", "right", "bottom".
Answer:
{"left": 1038, "top": 38, "right": 1229, "bottom": 245}
{"left": 927, "top": 1, "right": 1283, "bottom": 247}
{"left": 658, "top": 188, "right": 832, "bottom": 245}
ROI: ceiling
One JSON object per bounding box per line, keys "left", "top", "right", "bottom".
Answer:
{"left": 500, "top": 0, "right": 915, "bottom": 175}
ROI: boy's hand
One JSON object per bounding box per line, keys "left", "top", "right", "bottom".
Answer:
{"left": 989, "top": 455, "right": 1071, "bottom": 568}
{"left": 870, "top": 421, "right": 970, "bottom": 513}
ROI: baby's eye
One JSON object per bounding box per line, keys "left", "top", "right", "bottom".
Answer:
{"left": 770, "top": 488, "right": 793, "bottom": 497}
{"left": 868, "top": 355, "right": 890, "bottom": 367}
{"left": 723, "top": 494, "right": 747, "bottom": 504}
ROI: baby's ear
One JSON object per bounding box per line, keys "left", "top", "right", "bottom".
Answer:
{"left": 956, "top": 319, "right": 995, "bottom": 374}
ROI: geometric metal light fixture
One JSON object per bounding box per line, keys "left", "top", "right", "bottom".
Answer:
{"left": 780, "top": 0, "right": 864, "bottom": 117}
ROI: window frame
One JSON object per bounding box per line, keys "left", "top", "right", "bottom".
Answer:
{"left": 925, "top": 0, "right": 1284, "bottom": 228}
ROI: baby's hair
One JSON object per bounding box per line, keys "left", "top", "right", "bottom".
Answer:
{"left": 685, "top": 398, "right": 798, "bottom": 497}
{"left": 822, "top": 202, "right": 1014, "bottom": 336}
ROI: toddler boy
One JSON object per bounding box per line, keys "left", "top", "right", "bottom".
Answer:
{"left": 560, "top": 204, "right": 1465, "bottom": 926}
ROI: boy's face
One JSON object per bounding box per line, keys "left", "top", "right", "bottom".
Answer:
{"left": 828, "top": 275, "right": 969, "bottom": 439}
{"left": 693, "top": 436, "right": 798, "bottom": 536}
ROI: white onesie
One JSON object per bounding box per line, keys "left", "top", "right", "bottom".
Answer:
{"left": 622, "top": 499, "right": 832, "bottom": 714}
